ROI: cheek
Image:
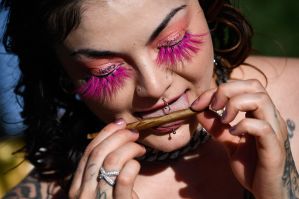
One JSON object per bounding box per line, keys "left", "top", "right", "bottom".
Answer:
{"left": 188, "top": 0, "right": 214, "bottom": 69}
{"left": 179, "top": 33, "right": 214, "bottom": 86}
{"left": 177, "top": 5, "right": 214, "bottom": 88}
{"left": 76, "top": 67, "right": 131, "bottom": 101}
{"left": 80, "top": 78, "right": 137, "bottom": 122}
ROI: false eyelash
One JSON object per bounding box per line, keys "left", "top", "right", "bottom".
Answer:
{"left": 156, "top": 32, "right": 205, "bottom": 66}
{"left": 75, "top": 66, "right": 131, "bottom": 101}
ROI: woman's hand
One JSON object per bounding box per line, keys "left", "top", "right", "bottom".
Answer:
{"left": 69, "top": 120, "right": 146, "bottom": 199}
{"left": 191, "top": 79, "right": 290, "bottom": 199}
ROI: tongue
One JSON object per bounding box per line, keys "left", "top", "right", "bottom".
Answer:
{"left": 140, "top": 94, "right": 189, "bottom": 119}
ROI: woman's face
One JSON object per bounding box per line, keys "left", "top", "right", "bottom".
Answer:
{"left": 57, "top": 0, "right": 215, "bottom": 152}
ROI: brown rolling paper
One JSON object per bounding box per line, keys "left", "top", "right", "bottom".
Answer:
{"left": 87, "top": 108, "right": 197, "bottom": 140}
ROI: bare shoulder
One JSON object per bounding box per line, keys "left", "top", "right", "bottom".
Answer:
{"left": 233, "top": 55, "right": 299, "bottom": 111}
{"left": 236, "top": 55, "right": 299, "bottom": 85}
{"left": 244, "top": 56, "right": 299, "bottom": 111}
{"left": 246, "top": 55, "right": 299, "bottom": 81}
{"left": 3, "top": 170, "right": 67, "bottom": 199}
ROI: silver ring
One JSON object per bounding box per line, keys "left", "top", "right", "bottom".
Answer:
{"left": 216, "top": 108, "right": 225, "bottom": 117}
{"left": 97, "top": 167, "right": 120, "bottom": 186}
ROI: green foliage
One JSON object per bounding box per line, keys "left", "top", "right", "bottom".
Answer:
{"left": 240, "top": 0, "right": 299, "bottom": 57}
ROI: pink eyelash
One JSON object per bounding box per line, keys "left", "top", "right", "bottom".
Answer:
{"left": 75, "top": 67, "right": 130, "bottom": 101}
{"left": 156, "top": 32, "right": 205, "bottom": 65}
{"left": 75, "top": 33, "right": 203, "bottom": 100}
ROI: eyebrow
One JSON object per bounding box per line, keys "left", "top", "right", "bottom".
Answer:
{"left": 147, "top": 4, "right": 187, "bottom": 43}
{"left": 70, "top": 4, "right": 187, "bottom": 58}
{"left": 70, "top": 49, "right": 123, "bottom": 58}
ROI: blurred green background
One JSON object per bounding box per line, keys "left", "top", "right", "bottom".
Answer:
{"left": 240, "top": 0, "right": 299, "bottom": 57}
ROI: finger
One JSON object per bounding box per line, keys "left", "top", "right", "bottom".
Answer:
{"left": 195, "top": 109, "right": 240, "bottom": 154}
{"left": 98, "top": 142, "right": 145, "bottom": 189}
{"left": 101, "top": 142, "right": 145, "bottom": 172}
{"left": 80, "top": 129, "right": 139, "bottom": 197}
{"left": 69, "top": 120, "right": 126, "bottom": 198}
{"left": 88, "top": 119, "right": 127, "bottom": 153}
{"left": 210, "top": 79, "right": 266, "bottom": 110}
{"left": 132, "top": 191, "right": 140, "bottom": 199}
{"left": 229, "top": 118, "right": 283, "bottom": 164}
{"left": 221, "top": 92, "right": 280, "bottom": 133}
{"left": 190, "top": 88, "right": 216, "bottom": 111}
{"left": 114, "top": 159, "right": 141, "bottom": 199}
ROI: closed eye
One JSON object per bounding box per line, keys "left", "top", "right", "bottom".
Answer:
{"left": 156, "top": 32, "right": 205, "bottom": 66}
{"left": 75, "top": 63, "right": 131, "bottom": 101}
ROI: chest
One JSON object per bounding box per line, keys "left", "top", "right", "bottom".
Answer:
{"left": 134, "top": 141, "right": 245, "bottom": 199}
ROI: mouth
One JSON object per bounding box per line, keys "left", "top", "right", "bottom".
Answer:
{"left": 134, "top": 92, "right": 190, "bottom": 133}
{"left": 151, "top": 119, "right": 188, "bottom": 133}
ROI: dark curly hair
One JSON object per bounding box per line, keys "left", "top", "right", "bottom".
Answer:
{"left": 0, "top": 0, "right": 253, "bottom": 190}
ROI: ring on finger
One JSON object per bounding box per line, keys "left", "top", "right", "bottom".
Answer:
{"left": 97, "top": 167, "right": 120, "bottom": 186}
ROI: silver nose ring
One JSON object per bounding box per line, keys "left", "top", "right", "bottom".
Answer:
{"left": 136, "top": 86, "right": 142, "bottom": 94}
{"left": 162, "top": 98, "right": 171, "bottom": 114}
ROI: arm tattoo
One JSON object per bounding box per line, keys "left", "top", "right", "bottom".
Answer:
{"left": 282, "top": 119, "right": 299, "bottom": 198}
{"left": 287, "top": 119, "right": 295, "bottom": 138}
{"left": 3, "top": 175, "right": 42, "bottom": 199}
{"left": 96, "top": 188, "right": 107, "bottom": 199}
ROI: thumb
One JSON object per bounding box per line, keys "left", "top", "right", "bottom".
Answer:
{"left": 132, "top": 191, "right": 139, "bottom": 199}
{"left": 195, "top": 109, "right": 238, "bottom": 155}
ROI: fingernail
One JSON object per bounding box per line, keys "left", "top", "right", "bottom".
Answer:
{"left": 114, "top": 118, "right": 125, "bottom": 125}
{"left": 221, "top": 109, "right": 227, "bottom": 122}
{"left": 191, "top": 97, "right": 200, "bottom": 109}
{"left": 130, "top": 129, "right": 139, "bottom": 134}
{"left": 211, "top": 96, "right": 217, "bottom": 109}
{"left": 229, "top": 126, "right": 236, "bottom": 134}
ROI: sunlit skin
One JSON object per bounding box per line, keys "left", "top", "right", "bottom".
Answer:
{"left": 51, "top": 0, "right": 299, "bottom": 198}
{"left": 58, "top": 0, "right": 215, "bottom": 152}
{"left": 3, "top": 0, "right": 299, "bottom": 197}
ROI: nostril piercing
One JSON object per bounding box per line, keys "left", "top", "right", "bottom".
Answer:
{"left": 136, "top": 87, "right": 142, "bottom": 94}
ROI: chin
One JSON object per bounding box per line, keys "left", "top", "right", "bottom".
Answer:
{"left": 139, "top": 122, "right": 197, "bottom": 152}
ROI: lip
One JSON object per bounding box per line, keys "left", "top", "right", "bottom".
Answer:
{"left": 135, "top": 94, "right": 182, "bottom": 114}
{"left": 152, "top": 119, "right": 187, "bottom": 133}
{"left": 133, "top": 92, "right": 190, "bottom": 133}
{"left": 135, "top": 92, "right": 189, "bottom": 119}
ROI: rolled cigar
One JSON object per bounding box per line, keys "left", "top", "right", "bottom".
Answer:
{"left": 87, "top": 108, "right": 197, "bottom": 139}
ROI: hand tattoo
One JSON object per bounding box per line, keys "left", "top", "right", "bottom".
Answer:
{"left": 96, "top": 189, "right": 107, "bottom": 199}
{"left": 282, "top": 119, "right": 299, "bottom": 199}
{"left": 287, "top": 119, "right": 295, "bottom": 138}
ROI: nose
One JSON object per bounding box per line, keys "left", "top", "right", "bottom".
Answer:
{"left": 133, "top": 54, "right": 172, "bottom": 99}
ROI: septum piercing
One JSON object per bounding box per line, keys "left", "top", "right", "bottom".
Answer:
{"left": 162, "top": 98, "right": 174, "bottom": 140}
{"left": 162, "top": 98, "right": 171, "bottom": 115}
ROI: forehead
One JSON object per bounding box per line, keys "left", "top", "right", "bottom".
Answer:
{"left": 65, "top": 0, "right": 189, "bottom": 50}
{"left": 81, "top": 0, "right": 187, "bottom": 22}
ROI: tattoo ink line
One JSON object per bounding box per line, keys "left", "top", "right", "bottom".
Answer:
{"left": 282, "top": 119, "right": 299, "bottom": 198}
{"left": 96, "top": 189, "right": 107, "bottom": 199}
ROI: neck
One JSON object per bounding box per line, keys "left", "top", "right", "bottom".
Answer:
{"left": 210, "top": 76, "right": 218, "bottom": 89}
